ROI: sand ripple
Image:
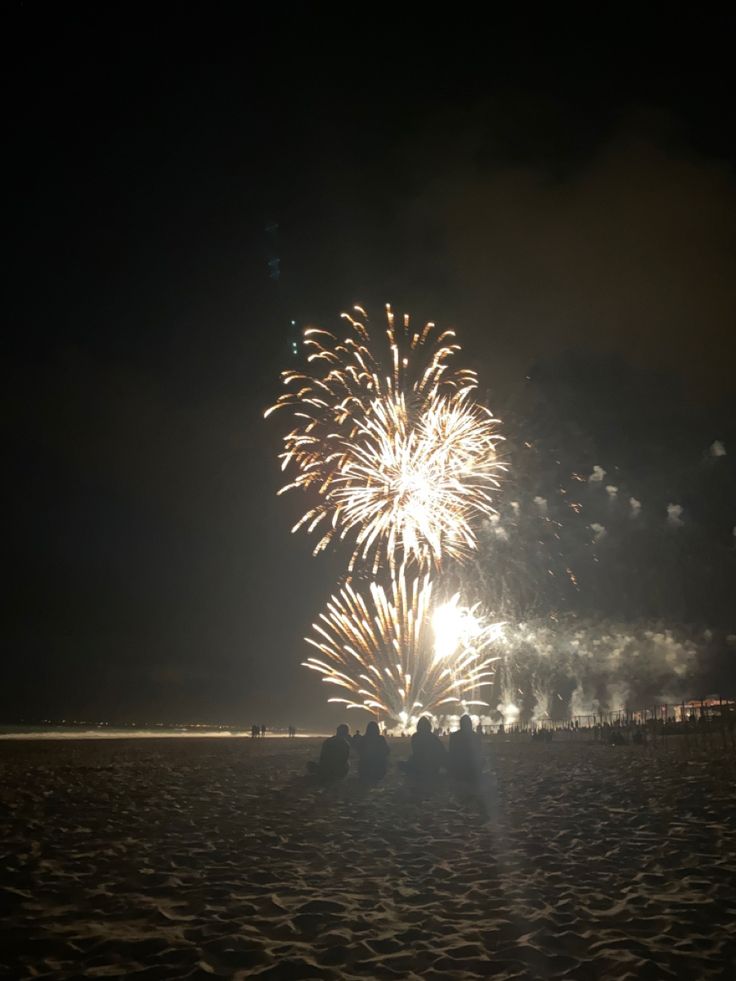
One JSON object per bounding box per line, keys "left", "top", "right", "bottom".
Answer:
{"left": 1, "top": 737, "right": 735, "bottom": 978}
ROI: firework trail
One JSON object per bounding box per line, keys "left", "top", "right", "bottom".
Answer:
{"left": 266, "top": 305, "right": 505, "bottom": 572}
{"left": 303, "top": 565, "right": 503, "bottom": 724}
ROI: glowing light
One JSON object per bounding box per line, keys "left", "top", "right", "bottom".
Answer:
{"left": 432, "top": 594, "right": 504, "bottom": 665}
{"left": 498, "top": 702, "right": 520, "bottom": 726}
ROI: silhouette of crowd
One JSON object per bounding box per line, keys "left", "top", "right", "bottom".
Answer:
{"left": 307, "top": 723, "right": 351, "bottom": 782}
{"left": 307, "top": 714, "right": 488, "bottom": 786}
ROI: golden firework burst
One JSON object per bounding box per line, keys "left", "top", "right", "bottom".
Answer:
{"left": 303, "top": 566, "right": 503, "bottom": 726}
{"left": 266, "top": 305, "right": 505, "bottom": 571}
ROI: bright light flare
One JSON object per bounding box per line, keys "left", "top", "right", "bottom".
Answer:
{"left": 432, "top": 594, "right": 505, "bottom": 665}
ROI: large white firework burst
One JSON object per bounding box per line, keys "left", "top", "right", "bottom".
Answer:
{"left": 266, "top": 305, "right": 505, "bottom": 571}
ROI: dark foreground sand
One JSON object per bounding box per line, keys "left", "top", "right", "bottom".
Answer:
{"left": 1, "top": 736, "right": 734, "bottom": 980}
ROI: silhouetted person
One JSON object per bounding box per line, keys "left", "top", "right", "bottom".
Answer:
{"left": 356, "top": 721, "right": 390, "bottom": 782}
{"left": 308, "top": 724, "right": 351, "bottom": 782}
{"left": 401, "top": 716, "right": 446, "bottom": 780}
{"left": 251, "top": 724, "right": 258, "bottom": 738}
{"left": 448, "top": 714, "right": 483, "bottom": 783}
{"left": 260, "top": 724, "right": 266, "bottom": 738}
{"left": 352, "top": 729, "right": 363, "bottom": 748}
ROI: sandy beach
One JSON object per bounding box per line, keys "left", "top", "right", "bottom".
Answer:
{"left": 1, "top": 735, "right": 734, "bottom": 979}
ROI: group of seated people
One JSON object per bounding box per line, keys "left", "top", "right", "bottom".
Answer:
{"left": 307, "top": 714, "right": 484, "bottom": 785}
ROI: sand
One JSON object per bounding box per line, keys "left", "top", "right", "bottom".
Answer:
{"left": 1, "top": 735, "right": 734, "bottom": 979}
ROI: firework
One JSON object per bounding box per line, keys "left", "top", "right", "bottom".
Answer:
{"left": 303, "top": 567, "right": 502, "bottom": 726}
{"left": 484, "top": 616, "right": 701, "bottom": 727}
{"left": 265, "top": 305, "right": 505, "bottom": 571}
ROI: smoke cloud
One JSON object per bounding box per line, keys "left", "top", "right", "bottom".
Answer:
{"left": 493, "top": 618, "right": 702, "bottom": 724}
{"left": 590, "top": 522, "right": 607, "bottom": 541}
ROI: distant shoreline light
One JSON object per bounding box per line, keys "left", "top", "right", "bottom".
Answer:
{"left": 0, "top": 727, "right": 331, "bottom": 741}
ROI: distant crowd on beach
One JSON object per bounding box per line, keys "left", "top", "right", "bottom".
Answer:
{"left": 251, "top": 724, "right": 298, "bottom": 738}
{"left": 494, "top": 711, "right": 736, "bottom": 747}
{"left": 307, "top": 714, "right": 487, "bottom": 786}
{"left": 251, "top": 705, "right": 735, "bottom": 755}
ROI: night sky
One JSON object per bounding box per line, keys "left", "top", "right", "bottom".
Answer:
{"left": 7, "top": 8, "right": 736, "bottom": 727}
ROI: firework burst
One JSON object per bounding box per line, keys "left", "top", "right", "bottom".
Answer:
{"left": 265, "top": 305, "right": 505, "bottom": 571}
{"left": 303, "top": 566, "right": 503, "bottom": 725}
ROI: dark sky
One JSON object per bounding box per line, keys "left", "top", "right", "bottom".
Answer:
{"left": 6, "top": 8, "right": 736, "bottom": 726}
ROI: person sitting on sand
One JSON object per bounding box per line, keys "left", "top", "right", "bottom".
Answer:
{"left": 356, "top": 721, "right": 390, "bottom": 782}
{"left": 448, "top": 714, "right": 484, "bottom": 783}
{"left": 307, "top": 724, "right": 352, "bottom": 782}
{"left": 400, "top": 716, "right": 446, "bottom": 779}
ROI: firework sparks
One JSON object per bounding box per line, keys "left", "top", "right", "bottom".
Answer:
{"left": 266, "top": 305, "right": 505, "bottom": 571}
{"left": 303, "top": 567, "right": 502, "bottom": 726}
